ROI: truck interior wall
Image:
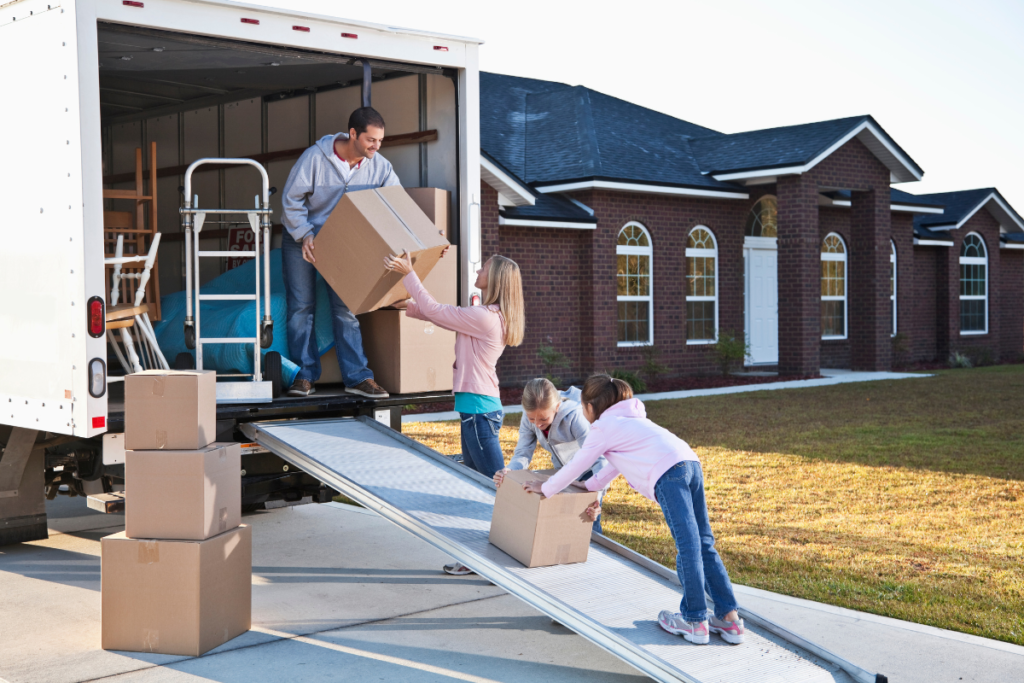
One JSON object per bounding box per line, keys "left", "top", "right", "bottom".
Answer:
{"left": 102, "top": 73, "right": 458, "bottom": 298}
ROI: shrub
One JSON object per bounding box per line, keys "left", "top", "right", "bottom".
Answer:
{"left": 610, "top": 368, "right": 647, "bottom": 394}
{"left": 948, "top": 351, "right": 972, "bottom": 369}
{"left": 713, "top": 330, "right": 750, "bottom": 377}
{"left": 537, "top": 337, "right": 570, "bottom": 387}
{"left": 639, "top": 344, "right": 670, "bottom": 386}
{"left": 891, "top": 333, "right": 910, "bottom": 370}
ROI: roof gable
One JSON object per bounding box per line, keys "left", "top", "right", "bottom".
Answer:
{"left": 916, "top": 189, "right": 1024, "bottom": 233}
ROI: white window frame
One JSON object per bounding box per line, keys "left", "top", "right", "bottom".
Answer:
{"left": 821, "top": 232, "right": 848, "bottom": 340}
{"left": 959, "top": 232, "right": 989, "bottom": 335}
{"left": 890, "top": 240, "right": 897, "bottom": 337}
{"left": 686, "top": 226, "right": 718, "bottom": 344}
{"left": 616, "top": 222, "right": 654, "bottom": 347}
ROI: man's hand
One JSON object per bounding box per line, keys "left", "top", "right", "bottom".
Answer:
{"left": 523, "top": 480, "right": 545, "bottom": 496}
{"left": 389, "top": 299, "right": 411, "bottom": 310}
{"left": 384, "top": 250, "right": 414, "bottom": 276}
{"left": 584, "top": 501, "right": 601, "bottom": 522}
{"left": 301, "top": 235, "right": 316, "bottom": 264}
{"left": 440, "top": 245, "right": 451, "bottom": 258}
{"left": 493, "top": 468, "right": 510, "bottom": 487}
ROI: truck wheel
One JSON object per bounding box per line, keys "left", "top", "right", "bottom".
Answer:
{"left": 174, "top": 352, "right": 195, "bottom": 370}
{"left": 264, "top": 351, "right": 283, "bottom": 398}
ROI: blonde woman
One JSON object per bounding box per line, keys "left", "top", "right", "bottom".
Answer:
{"left": 494, "top": 378, "right": 607, "bottom": 532}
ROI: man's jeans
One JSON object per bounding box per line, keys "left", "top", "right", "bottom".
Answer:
{"left": 459, "top": 411, "right": 505, "bottom": 478}
{"left": 281, "top": 234, "right": 373, "bottom": 386}
{"left": 654, "top": 461, "right": 739, "bottom": 622}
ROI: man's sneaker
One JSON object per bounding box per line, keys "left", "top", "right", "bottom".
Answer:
{"left": 442, "top": 562, "right": 475, "bottom": 576}
{"left": 345, "top": 378, "right": 389, "bottom": 398}
{"left": 709, "top": 614, "right": 745, "bottom": 644}
{"left": 287, "top": 379, "right": 315, "bottom": 397}
{"left": 657, "top": 610, "right": 709, "bottom": 645}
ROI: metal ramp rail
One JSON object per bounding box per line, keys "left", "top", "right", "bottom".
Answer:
{"left": 242, "top": 417, "right": 887, "bottom": 683}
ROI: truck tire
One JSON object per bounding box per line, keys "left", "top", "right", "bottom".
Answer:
{"left": 174, "top": 352, "right": 195, "bottom": 370}
{"left": 264, "top": 351, "right": 283, "bottom": 398}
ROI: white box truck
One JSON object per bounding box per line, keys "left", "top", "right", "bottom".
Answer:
{"left": 0, "top": 0, "right": 483, "bottom": 543}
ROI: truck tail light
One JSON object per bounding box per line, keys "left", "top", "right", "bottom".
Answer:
{"left": 470, "top": 294, "right": 481, "bottom": 306}
{"left": 433, "top": 46, "right": 449, "bottom": 52}
{"left": 341, "top": 32, "right": 358, "bottom": 39}
{"left": 89, "top": 358, "right": 106, "bottom": 398}
{"left": 93, "top": 416, "right": 106, "bottom": 429}
{"left": 87, "top": 296, "right": 105, "bottom": 337}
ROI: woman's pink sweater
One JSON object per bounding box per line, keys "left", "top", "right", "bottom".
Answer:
{"left": 403, "top": 270, "right": 505, "bottom": 398}
{"left": 540, "top": 398, "right": 698, "bottom": 502}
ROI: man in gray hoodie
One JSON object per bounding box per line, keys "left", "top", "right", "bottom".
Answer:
{"left": 280, "top": 106, "right": 398, "bottom": 398}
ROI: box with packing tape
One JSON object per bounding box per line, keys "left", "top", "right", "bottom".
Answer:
{"left": 405, "top": 187, "right": 451, "bottom": 239}
{"left": 101, "top": 525, "right": 251, "bottom": 656}
{"left": 124, "top": 370, "right": 216, "bottom": 451}
{"left": 125, "top": 442, "right": 241, "bottom": 541}
{"left": 489, "top": 469, "right": 597, "bottom": 569}
{"left": 313, "top": 186, "right": 449, "bottom": 315}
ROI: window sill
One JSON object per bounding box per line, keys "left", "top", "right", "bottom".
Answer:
{"left": 686, "top": 339, "right": 715, "bottom": 345}
{"left": 617, "top": 341, "right": 653, "bottom": 348}
{"left": 821, "top": 336, "right": 848, "bottom": 341}
{"left": 959, "top": 330, "right": 988, "bottom": 336}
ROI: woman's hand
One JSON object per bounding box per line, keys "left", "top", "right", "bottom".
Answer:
{"left": 389, "top": 299, "right": 410, "bottom": 310}
{"left": 384, "top": 250, "right": 414, "bottom": 275}
{"left": 493, "top": 468, "right": 510, "bottom": 487}
{"left": 523, "top": 480, "right": 545, "bottom": 496}
{"left": 584, "top": 501, "right": 601, "bottom": 522}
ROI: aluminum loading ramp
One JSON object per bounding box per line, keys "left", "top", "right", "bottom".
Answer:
{"left": 243, "top": 417, "right": 886, "bottom": 683}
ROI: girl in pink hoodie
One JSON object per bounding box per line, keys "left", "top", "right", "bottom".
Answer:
{"left": 385, "top": 250, "right": 525, "bottom": 576}
{"left": 525, "top": 374, "right": 745, "bottom": 646}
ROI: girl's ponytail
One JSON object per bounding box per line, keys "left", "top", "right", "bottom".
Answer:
{"left": 580, "top": 374, "right": 633, "bottom": 420}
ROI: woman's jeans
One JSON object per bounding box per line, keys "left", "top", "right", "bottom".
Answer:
{"left": 654, "top": 461, "right": 739, "bottom": 622}
{"left": 459, "top": 411, "right": 505, "bottom": 477}
{"left": 281, "top": 234, "right": 373, "bottom": 386}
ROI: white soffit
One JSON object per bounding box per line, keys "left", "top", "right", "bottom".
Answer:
{"left": 498, "top": 217, "right": 596, "bottom": 230}
{"left": 1001, "top": 242, "right": 1024, "bottom": 250}
{"left": 534, "top": 179, "right": 748, "bottom": 200}
{"left": 712, "top": 120, "right": 923, "bottom": 184}
{"left": 892, "top": 204, "right": 944, "bottom": 214}
{"left": 913, "top": 238, "right": 954, "bottom": 247}
{"left": 480, "top": 156, "right": 535, "bottom": 207}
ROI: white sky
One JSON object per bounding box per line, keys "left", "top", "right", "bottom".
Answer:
{"left": 256, "top": 0, "right": 1024, "bottom": 209}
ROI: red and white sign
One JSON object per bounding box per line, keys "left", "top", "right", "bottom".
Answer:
{"left": 227, "top": 227, "right": 255, "bottom": 270}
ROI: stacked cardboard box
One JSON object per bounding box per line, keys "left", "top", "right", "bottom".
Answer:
{"left": 102, "top": 370, "right": 251, "bottom": 656}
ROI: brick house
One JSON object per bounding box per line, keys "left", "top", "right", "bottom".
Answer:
{"left": 477, "top": 72, "right": 1024, "bottom": 386}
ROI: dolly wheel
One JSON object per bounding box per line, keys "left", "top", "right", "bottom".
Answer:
{"left": 174, "top": 352, "right": 195, "bottom": 370}
{"left": 184, "top": 323, "right": 196, "bottom": 350}
{"left": 265, "top": 351, "right": 283, "bottom": 399}
{"left": 260, "top": 321, "right": 274, "bottom": 349}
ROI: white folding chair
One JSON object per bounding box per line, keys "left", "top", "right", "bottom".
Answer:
{"left": 105, "top": 232, "right": 168, "bottom": 377}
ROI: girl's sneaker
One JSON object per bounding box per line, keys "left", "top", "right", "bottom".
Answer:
{"left": 709, "top": 614, "right": 745, "bottom": 644}
{"left": 657, "top": 610, "right": 710, "bottom": 645}
{"left": 442, "top": 562, "right": 475, "bottom": 576}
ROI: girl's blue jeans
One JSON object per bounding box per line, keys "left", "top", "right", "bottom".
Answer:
{"left": 654, "top": 461, "right": 739, "bottom": 622}
{"left": 459, "top": 411, "right": 505, "bottom": 477}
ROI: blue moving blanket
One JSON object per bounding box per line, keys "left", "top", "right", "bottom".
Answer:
{"left": 153, "top": 249, "right": 338, "bottom": 387}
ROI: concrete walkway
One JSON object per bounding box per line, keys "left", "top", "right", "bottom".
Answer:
{"left": 402, "top": 369, "right": 932, "bottom": 423}
{"left": 2, "top": 494, "right": 1020, "bottom": 683}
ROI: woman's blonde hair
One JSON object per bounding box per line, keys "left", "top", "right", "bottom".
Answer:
{"left": 483, "top": 255, "right": 525, "bottom": 347}
{"left": 522, "top": 378, "right": 560, "bottom": 412}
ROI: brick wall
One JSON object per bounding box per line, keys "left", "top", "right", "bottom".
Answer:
{"left": 999, "top": 249, "right": 1024, "bottom": 362}
{"left": 910, "top": 246, "right": 939, "bottom": 362}
{"left": 946, "top": 211, "right": 1003, "bottom": 362}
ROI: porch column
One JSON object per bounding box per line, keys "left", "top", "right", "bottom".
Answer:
{"left": 777, "top": 174, "right": 820, "bottom": 375}
{"left": 849, "top": 188, "right": 893, "bottom": 370}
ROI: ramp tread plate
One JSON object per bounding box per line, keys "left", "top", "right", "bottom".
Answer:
{"left": 254, "top": 419, "right": 855, "bottom": 683}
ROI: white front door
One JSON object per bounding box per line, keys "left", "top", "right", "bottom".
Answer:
{"left": 745, "top": 241, "right": 778, "bottom": 365}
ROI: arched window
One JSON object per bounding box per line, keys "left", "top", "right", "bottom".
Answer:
{"left": 890, "top": 240, "right": 897, "bottom": 336}
{"left": 959, "top": 233, "right": 987, "bottom": 334}
{"left": 745, "top": 197, "right": 778, "bottom": 237}
{"left": 616, "top": 222, "right": 653, "bottom": 345}
{"left": 686, "top": 227, "right": 718, "bottom": 343}
{"left": 821, "top": 233, "right": 847, "bottom": 339}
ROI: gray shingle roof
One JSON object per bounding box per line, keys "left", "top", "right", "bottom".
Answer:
{"left": 499, "top": 192, "right": 596, "bottom": 224}
{"left": 915, "top": 189, "right": 1008, "bottom": 230}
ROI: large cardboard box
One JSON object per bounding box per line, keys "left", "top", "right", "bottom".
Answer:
{"left": 422, "top": 244, "right": 458, "bottom": 306}
{"left": 125, "top": 442, "right": 241, "bottom": 541}
{"left": 406, "top": 187, "right": 451, "bottom": 239}
{"left": 489, "top": 470, "right": 597, "bottom": 568}
{"left": 124, "top": 370, "right": 216, "bottom": 451}
{"left": 313, "top": 186, "right": 449, "bottom": 315}
{"left": 357, "top": 309, "right": 455, "bottom": 394}
{"left": 101, "top": 525, "right": 252, "bottom": 656}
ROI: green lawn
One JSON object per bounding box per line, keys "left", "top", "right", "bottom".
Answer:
{"left": 405, "top": 364, "right": 1024, "bottom": 645}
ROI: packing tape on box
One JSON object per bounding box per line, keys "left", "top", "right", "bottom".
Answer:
{"left": 150, "top": 377, "right": 165, "bottom": 397}
{"left": 155, "top": 430, "right": 168, "bottom": 449}
{"left": 137, "top": 541, "right": 159, "bottom": 565}
{"left": 374, "top": 188, "right": 426, "bottom": 250}
{"left": 423, "top": 323, "right": 435, "bottom": 335}
{"left": 219, "top": 507, "right": 228, "bottom": 532}
{"left": 142, "top": 628, "right": 159, "bottom": 652}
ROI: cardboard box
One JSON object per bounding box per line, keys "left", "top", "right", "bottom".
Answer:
{"left": 101, "top": 525, "right": 252, "bottom": 656}
{"left": 125, "top": 442, "right": 241, "bottom": 541}
{"left": 356, "top": 309, "right": 455, "bottom": 394}
{"left": 489, "top": 470, "right": 597, "bottom": 568}
{"left": 314, "top": 186, "right": 449, "bottom": 315}
{"left": 124, "top": 370, "right": 216, "bottom": 451}
{"left": 422, "top": 244, "right": 458, "bottom": 306}
{"left": 406, "top": 187, "right": 451, "bottom": 239}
